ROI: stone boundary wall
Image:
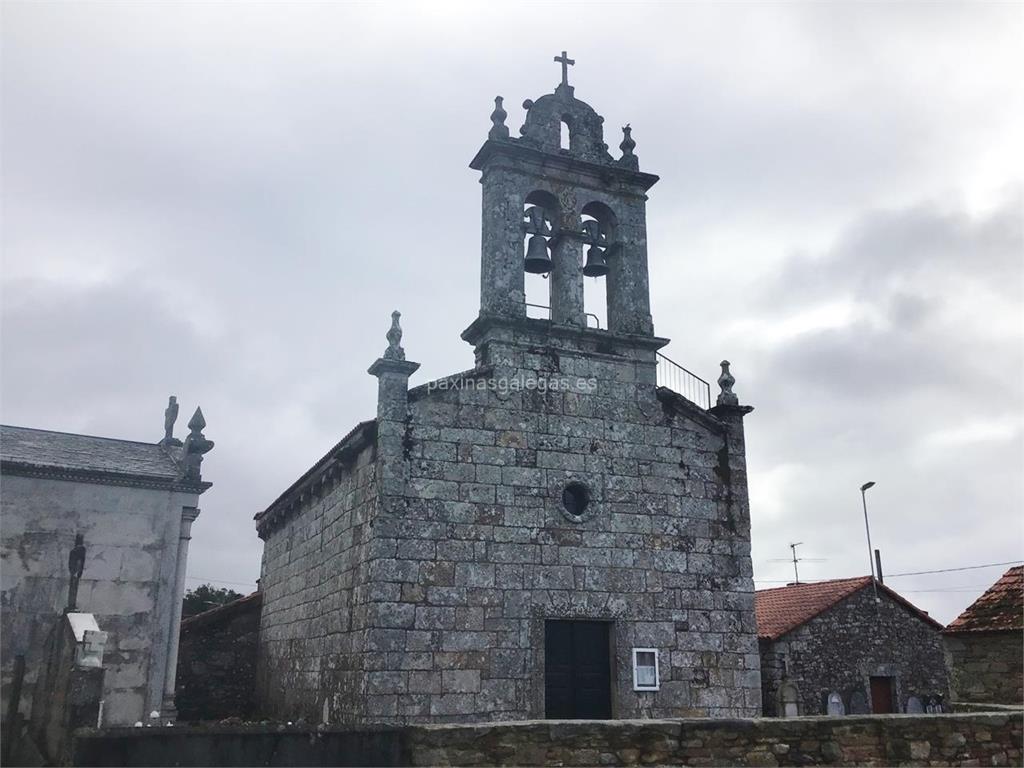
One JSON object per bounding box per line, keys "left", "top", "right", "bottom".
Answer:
{"left": 73, "top": 712, "right": 1021, "bottom": 767}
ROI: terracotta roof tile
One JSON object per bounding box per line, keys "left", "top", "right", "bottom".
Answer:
{"left": 755, "top": 576, "right": 942, "bottom": 641}
{"left": 945, "top": 566, "right": 1023, "bottom": 634}
{"left": 756, "top": 577, "right": 872, "bottom": 641}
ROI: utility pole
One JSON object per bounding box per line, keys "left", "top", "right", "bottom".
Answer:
{"left": 860, "top": 481, "right": 880, "bottom": 601}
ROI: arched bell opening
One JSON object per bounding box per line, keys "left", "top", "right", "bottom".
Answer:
{"left": 523, "top": 190, "right": 559, "bottom": 319}
{"left": 559, "top": 118, "right": 571, "bottom": 151}
{"left": 580, "top": 201, "right": 617, "bottom": 330}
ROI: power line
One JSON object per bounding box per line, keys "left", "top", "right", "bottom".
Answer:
{"left": 754, "top": 559, "right": 1023, "bottom": 585}
{"left": 884, "top": 560, "right": 1023, "bottom": 578}
{"left": 186, "top": 574, "right": 258, "bottom": 588}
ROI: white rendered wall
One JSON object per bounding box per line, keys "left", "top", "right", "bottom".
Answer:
{"left": 0, "top": 474, "right": 200, "bottom": 725}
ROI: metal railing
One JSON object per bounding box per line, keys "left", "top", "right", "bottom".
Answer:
{"left": 656, "top": 353, "right": 712, "bottom": 410}
{"left": 520, "top": 304, "right": 711, "bottom": 409}
{"left": 525, "top": 303, "right": 601, "bottom": 329}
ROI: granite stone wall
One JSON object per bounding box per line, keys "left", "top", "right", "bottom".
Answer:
{"left": 355, "top": 315, "right": 760, "bottom": 723}
{"left": 176, "top": 593, "right": 262, "bottom": 722}
{"left": 72, "top": 712, "right": 1024, "bottom": 767}
{"left": 255, "top": 438, "right": 378, "bottom": 724}
{"left": 760, "top": 585, "right": 949, "bottom": 717}
{"left": 256, "top": 327, "right": 761, "bottom": 724}
{"left": 945, "top": 631, "right": 1024, "bottom": 705}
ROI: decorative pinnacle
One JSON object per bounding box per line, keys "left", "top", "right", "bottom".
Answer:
{"left": 182, "top": 406, "right": 214, "bottom": 482}
{"left": 188, "top": 407, "right": 207, "bottom": 434}
{"left": 384, "top": 310, "right": 405, "bottom": 361}
{"left": 618, "top": 124, "right": 639, "bottom": 170}
{"left": 620, "top": 125, "right": 636, "bottom": 155}
{"left": 488, "top": 96, "right": 509, "bottom": 140}
{"left": 717, "top": 360, "right": 739, "bottom": 406}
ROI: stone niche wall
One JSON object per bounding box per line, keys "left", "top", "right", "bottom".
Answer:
{"left": 945, "top": 631, "right": 1024, "bottom": 705}
{"left": 0, "top": 477, "right": 195, "bottom": 726}
{"left": 176, "top": 593, "right": 262, "bottom": 722}
{"left": 360, "top": 323, "right": 761, "bottom": 723}
{"left": 760, "top": 586, "right": 949, "bottom": 717}
{"left": 72, "top": 712, "right": 1024, "bottom": 767}
{"left": 256, "top": 440, "right": 377, "bottom": 723}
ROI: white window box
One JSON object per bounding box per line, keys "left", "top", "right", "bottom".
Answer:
{"left": 632, "top": 648, "right": 660, "bottom": 691}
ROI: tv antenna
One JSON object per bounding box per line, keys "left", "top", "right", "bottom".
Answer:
{"left": 768, "top": 542, "right": 826, "bottom": 584}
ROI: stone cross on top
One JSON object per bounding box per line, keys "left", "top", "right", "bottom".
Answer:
{"left": 554, "top": 50, "right": 575, "bottom": 86}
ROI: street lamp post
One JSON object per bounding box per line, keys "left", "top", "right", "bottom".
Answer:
{"left": 860, "top": 481, "right": 879, "bottom": 601}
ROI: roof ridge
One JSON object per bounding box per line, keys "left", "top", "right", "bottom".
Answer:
{"left": 755, "top": 575, "right": 870, "bottom": 594}
{"left": 1, "top": 423, "right": 163, "bottom": 449}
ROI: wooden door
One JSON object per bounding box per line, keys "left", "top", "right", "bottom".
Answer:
{"left": 869, "top": 676, "right": 894, "bottom": 714}
{"left": 544, "top": 620, "right": 612, "bottom": 719}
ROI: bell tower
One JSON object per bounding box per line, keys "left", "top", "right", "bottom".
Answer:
{"left": 465, "top": 54, "right": 662, "bottom": 357}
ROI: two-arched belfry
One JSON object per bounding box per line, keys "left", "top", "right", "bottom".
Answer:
{"left": 470, "top": 65, "right": 654, "bottom": 336}
{"left": 254, "top": 55, "right": 761, "bottom": 724}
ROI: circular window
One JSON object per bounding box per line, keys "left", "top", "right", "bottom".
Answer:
{"left": 561, "top": 482, "right": 591, "bottom": 521}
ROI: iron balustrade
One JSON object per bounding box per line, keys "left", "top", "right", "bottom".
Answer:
{"left": 656, "top": 353, "right": 711, "bottom": 410}
{"left": 516, "top": 304, "right": 712, "bottom": 409}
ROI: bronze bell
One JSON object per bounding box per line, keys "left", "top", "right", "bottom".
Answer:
{"left": 582, "top": 245, "right": 609, "bottom": 277}
{"left": 524, "top": 235, "right": 552, "bottom": 274}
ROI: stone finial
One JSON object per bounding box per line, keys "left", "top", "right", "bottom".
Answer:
{"left": 717, "top": 360, "right": 739, "bottom": 406}
{"left": 618, "top": 124, "right": 638, "bottom": 170}
{"left": 368, "top": 310, "right": 420, "bottom": 380}
{"left": 188, "top": 407, "right": 206, "bottom": 433}
{"left": 488, "top": 96, "right": 509, "bottom": 140}
{"left": 384, "top": 310, "right": 406, "bottom": 361}
{"left": 160, "top": 395, "right": 182, "bottom": 447}
{"left": 182, "top": 407, "right": 214, "bottom": 482}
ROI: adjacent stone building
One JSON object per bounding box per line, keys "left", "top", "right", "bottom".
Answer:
{"left": 175, "top": 592, "right": 262, "bottom": 722}
{"left": 0, "top": 399, "right": 213, "bottom": 726}
{"left": 255, "top": 58, "right": 761, "bottom": 724}
{"left": 756, "top": 576, "right": 949, "bottom": 717}
{"left": 943, "top": 565, "right": 1023, "bottom": 705}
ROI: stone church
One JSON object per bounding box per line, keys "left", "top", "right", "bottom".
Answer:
{"left": 255, "top": 56, "right": 761, "bottom": 724}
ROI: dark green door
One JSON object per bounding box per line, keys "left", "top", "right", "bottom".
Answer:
{"left": 544, "top": 620, "right": 612, "bottom": 719}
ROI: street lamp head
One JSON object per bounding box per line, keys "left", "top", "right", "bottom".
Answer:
{"left": 860, "top": 481, "right": 876, "bottom": 492}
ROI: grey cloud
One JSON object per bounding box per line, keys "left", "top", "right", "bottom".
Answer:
{"left": 765, "top": 192, "right": 1023, "bottom": 305}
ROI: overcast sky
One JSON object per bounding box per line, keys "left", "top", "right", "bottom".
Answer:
{"left": 2, "top": 2, "right": 1021, "bottom": 624}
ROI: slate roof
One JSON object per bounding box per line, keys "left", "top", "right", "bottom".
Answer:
{"left": 945, "top": 566, "right": 1023, "bottom": 634}
{"left": 755, "top": 576, "right": 942, "bottom": 641}
{"left": 254, "top": 419, "right": 376, "bottom": 537}
{"left": 0, "top": 424, "right": 186, "bottom": 486}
